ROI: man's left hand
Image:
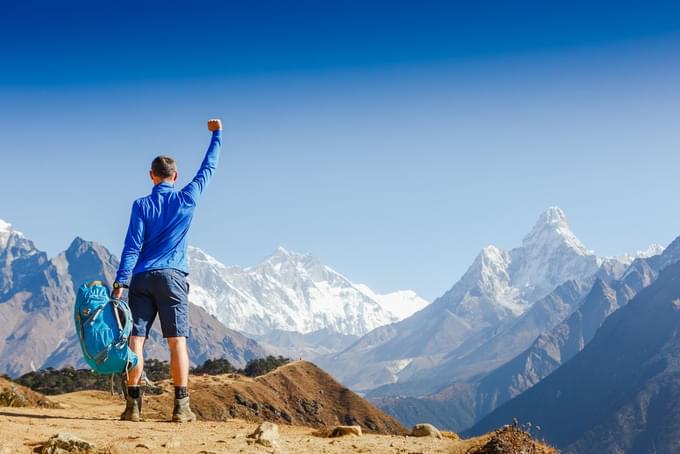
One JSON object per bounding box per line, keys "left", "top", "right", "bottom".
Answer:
{"left": 112, "top": 287, "right": 124, "bottom": 300}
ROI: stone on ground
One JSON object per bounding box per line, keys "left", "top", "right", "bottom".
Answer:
{"left": 247, "top": 422, "right": 280, "bottom": 448}
{"left": 41, "top": 433, "right": 97, "bottom": 454}
{"left": 313, "top": 425, "right": 363, "bottom": 438}
{"left": 410, "top": 423, "right": 443, "bottom": 439}
{"left": 329, "top": 426, "right": 362, "bottom": 437}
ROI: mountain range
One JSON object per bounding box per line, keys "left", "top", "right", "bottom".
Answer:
{"left": 0, "top": 221, "right": 265, "bottom": 377}
{"left": 319, "top": 208, "right": 658, "bottom": 394}
{"left": 5, "top": 206, "right": 680, "bottom": 453}
{"left": 469, "top": 259, "right": 680, "bottom": 453}
{"left": 374, "top": 235, "right": 680, "bottom": 432}
{"left": 308, "top": 207, "right": 670, "bottom": 439}
{"left": 0, "top": 218, "right": 427, "bottom": 376}
{"left": 187, "top": 246, "right": 428, "bottom": 337}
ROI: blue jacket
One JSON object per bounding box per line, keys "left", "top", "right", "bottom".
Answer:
{"left": 115, "top": 130, "right": 222, "bottom": 285}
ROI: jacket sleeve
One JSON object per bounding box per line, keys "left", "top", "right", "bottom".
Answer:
{"left": 181, "top": 130, "right": 222, "bottom": 204}
{"left": 115, "top": 200, "right": 145, "bottom": 285}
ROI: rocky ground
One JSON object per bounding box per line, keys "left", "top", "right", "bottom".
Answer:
{"left": 0, "top": 392, "right": 556, "bottom": 453}
{"left": 0, "top": 363, "right": 556, "bottom": 453}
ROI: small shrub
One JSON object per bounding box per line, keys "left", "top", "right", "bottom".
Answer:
{"left": 15, "top": 367, "right": 110, "bottom": 395}
{"left": 191, "top": 358, "right": 235, "bottom": 375}
{"left": 242, "top": 355, "right": 291, "bottom": 377}
{"left": 0, "top": 384, "right": 27, "bottom": 407}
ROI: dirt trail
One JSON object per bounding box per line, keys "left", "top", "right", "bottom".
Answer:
{"left": 0, "top": 390, "right": 501, "bottom": 453}
{"left": 0, "top": 364, "right": 556, "bottom": 453}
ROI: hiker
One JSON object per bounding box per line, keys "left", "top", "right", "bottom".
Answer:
{"left": 111, "top": 119, "right": 223, "bottom": 422}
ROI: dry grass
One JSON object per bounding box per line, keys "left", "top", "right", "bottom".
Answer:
{"left": 0, "top": 377, "right": 59, "bottom": 409}
{"left": 143, "top": 360, "right": 407, "bottom": 435}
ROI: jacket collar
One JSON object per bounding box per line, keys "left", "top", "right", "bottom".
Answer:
{"left": 152, "top": 182, "right": 175, "bottom": 193}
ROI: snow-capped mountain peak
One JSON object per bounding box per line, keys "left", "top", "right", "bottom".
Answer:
{"left": 537, "top": 206, "right": 567, "bottom": 226}
{"left": 264, "top": 246, "right": 295, "bottom": 262}
{"left": 0, "top": 219, "right": 12, "bottom": 232}
{"left": 187, "top": 246, "right": 428, "bottom": 336}
{"left": 522, "top": 206, "right": 591, "bottom": 257}
{"left": 0, "top": 219, "right": 23, "bottom": 249}
{"left": 354, "top": 284, "right": 430, "bottom": 320}
{"left": 446, "top": 207, "right": 605, "bottom": 327}
{"left": 255, "top": 246, "right": 313, "bottom": 269}
{"left": 637, "top": 244, "right": 665, "bottom": 258}
{"left": 272, "top": 245, "right": 292, "bottom": 256}
{"left": 623, "top": 244, "right": 665, "bottom": 261}
{"left": 448, "top": 207, "right": 667, "bottom": 329}
{"left": 249, "top": 247, "right": 329, "bottom": 283}
{"left": 188, "top": 245, "right": 229, "bottom": 270}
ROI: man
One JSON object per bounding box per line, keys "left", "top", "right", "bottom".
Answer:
{"left": 112, "top": 118, "right": 223, "bottom": 422}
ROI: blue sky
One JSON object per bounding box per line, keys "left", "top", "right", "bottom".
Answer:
{"left": 2, "top": 1, "right": 680, "bottom": 299}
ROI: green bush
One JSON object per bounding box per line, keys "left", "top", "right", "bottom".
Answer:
{"left": 15, "top": 367, "right": 111, "bottom": 395}
{"left": 13, "top": 360, "right": 170, "bottom": 395}
{"left": 12, "top": 356, "right": 290, "bottom": 395}
{"left": 243, "top": 355, "right": 291, "bottom": 377}
{"left": 191, "top": 358, "right": 235, "bottom": 375}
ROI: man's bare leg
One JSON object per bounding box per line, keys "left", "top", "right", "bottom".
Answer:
{"left": 128, "top": 336, "right": 146, "bottom": 385}
{"left": 167, "top": 336, "right": 189, "bottom": 386}
{"left": 121, "top": 335, "right": 146, "bottom": 421}
{"left": 168, "top": 336, "right": 195, "bottom": 422}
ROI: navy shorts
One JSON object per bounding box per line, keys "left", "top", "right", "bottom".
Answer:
{"left": 128, "top": 268, "right": 190, "bottom": 338}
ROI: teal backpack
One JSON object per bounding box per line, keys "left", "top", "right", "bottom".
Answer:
{"left": 74, "top": 281, "right": 138, "bottom": 375}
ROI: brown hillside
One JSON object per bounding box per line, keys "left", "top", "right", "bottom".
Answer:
{"left": 0, "top": 377, "right": 58, "bottom": 408}
{"left": 143, "top": 360, "right": 407, "bottom": 435}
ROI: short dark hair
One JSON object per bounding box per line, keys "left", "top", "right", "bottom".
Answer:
{"left": 151, "top": 156, "right": 177, "bottom": 179}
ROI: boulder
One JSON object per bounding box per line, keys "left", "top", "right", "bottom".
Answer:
{"left": 313, "top": 425, "right": 363, "bottom": 438}
{"left": 410, "top": 423, "right": 443, "bottom": 439}
{"left": 329, "top": 426, "right": 362, "bottom": 438}
{"left": 41, "top": 433, "right": 97, "bottom": 454}
{"left": 247, "top": 422, "right": 280, "bottom": 448}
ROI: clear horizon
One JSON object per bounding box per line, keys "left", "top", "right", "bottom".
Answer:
{"left": 2, "top": 1, "right": 680, "bottom": 300}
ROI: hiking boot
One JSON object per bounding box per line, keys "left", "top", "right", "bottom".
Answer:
{"left": 120, "top": 394, "right": 142, "bottom": 422}
{"left": 172, "top": 396, "right": 197, "bottom": 423}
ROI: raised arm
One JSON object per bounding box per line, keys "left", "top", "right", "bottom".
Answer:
{"left": 114, "top": 200, "right": 145, "bottom": 294}
{"left": 181, "top": 119, "right": 223, "bottom": 204}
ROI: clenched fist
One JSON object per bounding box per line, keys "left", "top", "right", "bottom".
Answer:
{"left": 208, "top": 119, "right": 222, "bottom": 131}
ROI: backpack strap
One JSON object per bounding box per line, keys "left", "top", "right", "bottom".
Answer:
{"left": 110, "top": 298, "right": 133, "bottom": 348}
{"left": 76, "top": 304, "right": 107, "bottom": 364}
